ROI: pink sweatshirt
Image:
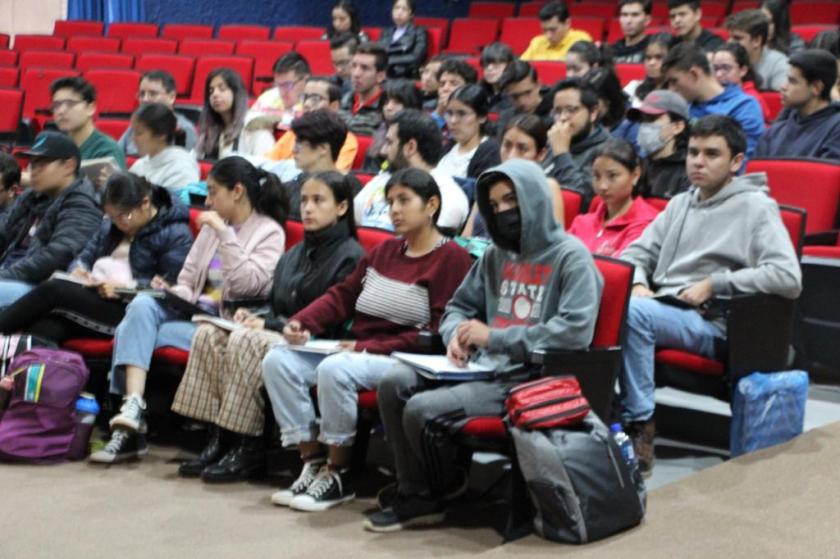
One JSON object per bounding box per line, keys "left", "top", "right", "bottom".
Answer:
{"left": 568, "top": 197, "right": 659, "bottom": 257}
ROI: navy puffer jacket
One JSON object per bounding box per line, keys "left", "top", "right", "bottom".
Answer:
{"left": 73, "top": 186, "right": 193, "bottom": 287}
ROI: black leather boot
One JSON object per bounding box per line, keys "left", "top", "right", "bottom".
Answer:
{"left": 201, "top": 434, "right": 265, "bottom": 483}
{"left": 179, "top": 425, "right": 228, "bottom": 478}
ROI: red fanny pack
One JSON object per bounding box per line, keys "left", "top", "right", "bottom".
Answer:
{"left": 505, "top": 375, "right": 591, "bottom": 430}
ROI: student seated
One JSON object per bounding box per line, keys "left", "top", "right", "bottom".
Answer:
{"left": 756, "top": 49, "right": 840, "bottom": 160}
{"left": 172, "top": 171, "right": 365, "bottom": 482}
{"left": 339, "top": 42, "right": 387, "bottom": 136}
{"left": 128, "top": 103, "right": 200, "bottom": 191}
{"left": 725, "top": 9, "right": 789, "bottom": 92}
{"left": 195, "top": 69, "right": 275, "bottom": 161}
{"left": 0, "top": 154, "right": 21, "bottom": 222}
{"left": 625, "top": 33, "right": 673, "bottom": 106}
{"left": 761, "top": 0, "right": 805, "bottom": 55}
{"left": 363, "top": 79, "right": 422, "bottom": 173}
{"left": 119, "top": 70, "right": 198, "bottom": 156}
{"left": 90, "top": 156, "right": 288, "bottom": 464}
{"left": 712, "top": 43, "right": 772, "bottom": 124}
{"left": 479, "top": 42, "right": 515, "bottom": 114}
{"left": 568, "top": 139, "right": 658, "bottom": 256}
{"left": 0, "top": 133, "right": 102, "bottom": 308}
{"left": 521, "top": 1, "right": 593, "bottom": 62}
{"left": 262, "top": 168, "right": 473, "bottom": 512}
{"left": 565, "top": 41, "right": 607, "bottom": 79}
{"left": 809, "top": 30, "right": 839, "bottom": 102}
{"left": 618, "top": 115, "right": 802, "bottom": 476}
{"left": 437, "top": 85, "right": 501, "bottom": 179}
{"left": 247, "top": 53, "right": 310, "bottom": 133}
{"left": 322, "top": 0, "right": 369, "bottom": 44}
{"left": 612, "top": 0, "right": 654, "bottom": 64}
{"left": 330, "top": 33, "right": 359, "bottom": 99}
{"left": 354, "top": 109, "right": 470, "bottom": 234}
{"left": 663, "top": 43, "right": 764, "bottom": 159}
{"left": 627, "top": 89, "right": 692, "bottom": 198}
{"left": 497, "top": 59, "right": 554, "bottom": 131}
{"left": 668, "top": 0, "right": 725, "bottom": 53}
{"left": 379, "top": 0, "right": 427, "bottom": 79}
{"left": 0, "top": 173, "right": 192, "bottom": 343}
{"left": 428, "top": 59, "right": 478, "bottom": 133}
{"left": 419, "top": 56, "right": 444, "bottom": 111}
{"left": 364, "top": 159, "right": 603, "bottom": 532}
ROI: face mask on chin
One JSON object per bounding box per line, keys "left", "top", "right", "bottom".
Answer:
{"left": 494, "top": 207, "right": 522, "bottom": 252}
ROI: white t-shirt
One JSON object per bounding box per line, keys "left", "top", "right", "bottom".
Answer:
{"left": 436, "top": 142, "right": 480, "bottom": 179}
{"left": 354, "top": 167, "right": 469, "bottom": 232}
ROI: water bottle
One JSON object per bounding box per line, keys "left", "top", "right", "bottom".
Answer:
{"left": 610, "top": 422, "right": 638, "bottom": 473}
{"left": 67, "top": 393, "right": 99, "bottom": 460}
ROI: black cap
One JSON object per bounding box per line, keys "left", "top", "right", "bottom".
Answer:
{"left": 19, "top": 132, "right": 81, "bottom": 161}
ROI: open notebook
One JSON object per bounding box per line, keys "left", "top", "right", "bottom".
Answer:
{"left": 391, "top": 352, "right": 496, "bottom": 381}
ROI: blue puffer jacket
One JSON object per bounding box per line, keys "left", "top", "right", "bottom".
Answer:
{"left": 73, "top": 186, "right": 193, "bottom": 287}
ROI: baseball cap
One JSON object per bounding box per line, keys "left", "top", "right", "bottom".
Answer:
{"left": 19, "top": 132, "right": 81, "bottom": 161}
{"left": 627, "top": 90, "right": 690, "bottom": 122}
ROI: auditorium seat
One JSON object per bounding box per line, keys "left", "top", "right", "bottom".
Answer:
{"left": 13, "top": 34, "right": 65, "bottom": 52}
{"left": 424, "top": 26, "right": 444, "bottom": 59}
{"left": 19, "top": 50, "right": 75, "bottom": 71}
{"left": 414, "top": 17, "right": 449, "bottom": 46}
{"left": 571, "top": 4, "right": 617, "bottom": 19}
{"left": 352, "top": 135, "right": 372, "bottom": 170}
{"left": 135, "top": 54, "right": 195, "bottom": 97}
{"left": 615, "top": 63, "right": 646, "bottom": 87}
{"left": 790, "top": 2, "right": 840, "bottom": 25}
{"left": 357, "top": 226, "right": 395, "bottom": 254}
{"left": 273, "top": 26, "right": 324, "bottom": 43}
{"left": 284, "top": 219, "right": 305, "bottom": 250}
{"left": 760, "top": 91, "right": 783, "bottom": 122}
{"left": 76, "top": 52, "right": 135, "bottom": 72}
{"left": 235, "top": 40, "right": 294, "bottom": 94}
{"left": 518, "top": 2, "right": 545, "bottom": 17}
{"left": 198, "top": 160, "right": 213, "bottom": 180}
{"left": 355, "top": 172, "right": 374, "bottom": 186}
{"left": 469, "top": 2, "right": 516, "bottom": 19}
{"left": 0, "top": 88, "right": 24, "bottom": 143}
{"left": 217, "top": 24, "right": 271, "bottom": 41}
{"left": 295, "top": 40, "right": 334, "bottom": 75}
{"left": 791, "top": 24, "right": 836, "bottom": 42}
{"left": 179, "top": 38, "right": 237, "bottom": 57}
{"left": 162, "top": 24, "right": 214, "bottom": 41}
{"left": 96, "top": 118, "right": 131, "bottom": 141}
{"left": 561, "top": 188, "right": 583, "bottom": 225}
{"left": 122, "top": 37, "right": 178, "bottom": 55}
{"left": 20, "top": 67, "right": 79, "bottom": 125}
{"left": 445, "top": 18, "right": 500, "bottom": 55}
{"left": 531, "top": 60, "right": 566, "bottom": 85}
{"left": 107, "top": 23, "right": 159, "bottom": 40}
{"left": 0, "top": 35, "right": 7, "bottom": 50}
{"left": 53, "top": 20, "right": 104, "bottom": 37}
{"left": 499, "top": 18, "right": 542, "bottom": 55}
{"left": 0, "top": 50, "right": 18, "bottom": 66}
{"left": 361, "top": 26, "right": 382, "bottom": 42}
{"left": 0, "top": 67, "right": 20, "bottom": 88}
{"left": 84, "top": 69, "right": 142, "bottom": 116}
{"left": 66, "top": 36, "right": 121, "bottom": 53}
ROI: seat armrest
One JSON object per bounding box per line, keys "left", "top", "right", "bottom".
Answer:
{"left": 804, "top": 231, "right": 840, "bottom": 247}
{"left": 418, "top": 331, "right": 445, "bottom": 353}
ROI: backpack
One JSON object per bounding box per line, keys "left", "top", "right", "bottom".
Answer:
{"left": 510, "top": 412, "right": 646, "bottom": 544}
{"left": 0, "top": 334, "right": 56, "bottom": 376}
{"left": 0, "top": 348, "right": 89, "bottom": 463}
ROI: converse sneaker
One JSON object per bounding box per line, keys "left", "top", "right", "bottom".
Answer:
{"left": 89, "top": 430, "right": 148, "bottom": 464}
{"left": 270, "top": 457, "right": 326, "bottom": 507}
{"left": 109, "top": 393, "right": 147, "bottom": 432}
{"left": 289, "top": 465, "right": 355, "bottom": 512}
{"left": 377, "top": 470, "right": 469, "bottom": 510}
{"left": 364, "top": 494, "right": 445, "bottom": 533}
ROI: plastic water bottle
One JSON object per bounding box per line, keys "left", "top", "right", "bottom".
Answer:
{"left": 610, "top": 423, "right": 638, "bottom": 473}
{"left": 67, "top": 393, "right": 99, "bottom": 460}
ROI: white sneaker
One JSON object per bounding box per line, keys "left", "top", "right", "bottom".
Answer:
{"left": 289, "top": 466, "right": 355, "bottom": 512}
{"left": 109, "top": 394, "right": 146, "bottom": 432}
{"left": 271, "top": 457, "right": 325, "bottom": 507}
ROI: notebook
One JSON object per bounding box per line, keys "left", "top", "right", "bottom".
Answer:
{"left": 391, "top": 352, "right": 496, "bottom": 381}
{"left": 191, "top": 315, "right": 241, "bottom": 332}
{"left": 286, "top": 339, "right": 343, "bottom": 355}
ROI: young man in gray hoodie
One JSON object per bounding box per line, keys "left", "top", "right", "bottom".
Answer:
{"left": 619, "top": 115, "right": 802, "bottom": 476}
{"left": 365, "top": 159, "right": 603, "bottom": 533}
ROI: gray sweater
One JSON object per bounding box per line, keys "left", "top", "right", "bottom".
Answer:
{"left": 756, "top": 47, "right": 789, "bottom": 92}
{"left": 621, "top": 173, "right": 802, "bottom": 300}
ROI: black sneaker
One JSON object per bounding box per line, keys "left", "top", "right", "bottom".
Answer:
{"left": 89, "top": 430, "right": 148, "bottom": 464}
{"left": 363, "top": 494, "right": 445, "bottom": 533}
{"left": 377, "top": 471, "right": 469, "bottom": 510}
{"left": 289, "top": 465, "right": 355, "bottom": 512}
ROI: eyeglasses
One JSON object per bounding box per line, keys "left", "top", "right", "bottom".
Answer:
{"left": 713, "top": 64, "right": 736, "bottom": 74}
{"left": 275, "top": 79, "right": 302, "bottom": 91}
{"left": 302, "top": 93, "right": 327, "bottom": 104}
{"left": 50, "top": 99, "right": 85, "bottom": 112}
{"left": 550, "top": 105, "right": 582, "bottom": 119}
{"left": 111, "top": 210, "right": 134, "bottom": 223}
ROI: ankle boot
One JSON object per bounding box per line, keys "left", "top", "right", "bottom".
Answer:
{"left": 201, "top": 434, "right": 265, "bottom": 483}
{"left": 179, "top": 425, "right": 228, "bottom": 478}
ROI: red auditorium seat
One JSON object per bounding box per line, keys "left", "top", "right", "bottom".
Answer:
{"left": 284, "top": 219, "right": 305, "bottom": 250}
{"left": 20, "top": 67, "right": 79, "bottom": 122}
{"left": 759, "top": 91, "right": 782, "bottom": 122}
{"left": 0, "top": 88, "right": 24, "bottom": 142}
{"left": 790, "top": 2, "right": 840, "bottom": 25}
{"left": 96, "top": 118, "right": 131, "bottom": 141}
{"left": 446, "top": 18, "right": 500, "bottom": 55}
{"left": 0, "top": 35, "right": 7, "bottom": 50}
{"left": 572, "top": 17, "right": 607, "bottom": 42}
{"left": 121, "top": 37, "right": 178, "bottom": 55}
{"left": 0, "top": 50, "right": 18, "bottom": 66}
{"left": 19, "top": 50, "right": 75, "bottom": 71}
{"left": 357, "top": 226, "right": 395, "bottom": 253}
{"left": 236, "top": 40, "right": 294, "bottom": 93}
{"left": 571, "top": 4, "right": 617, "bottom": 18}
{"left": 217, "top": 24, "right": 271, "bottom": 41}
{"left": 425, "top": 26, "right": 444, "bottom": 59}
{"left": 531, "top": 60, "right": 566, "bottom": 85}
{"left": 353, "top": 135, "right": 372, "bottom": 170}
{"left": 179, "top": 38, "right": 236, "bottom": 57}
{"left": 469, "top": 2, "right": 516, "bottom": 19}
{"left": 84, "top": 69, "right": 142, "bottom": 115}
{"left": 107, "top": 23, "right": 159, "bottom": 40}
{"left": 273, "top": 26, "right": 324, "bottom": 43}
{"left": 76, "top": 52, "right": 135, "bottom": 72}
{"left": 699, "top": 3, "right": 728, "bottom": 20}
{"left": 710, "top": 27, "right": 730, "bottom": 40}
{"left": 66, "top": 36, "right": 121, "bottom": 53}
{"left": 185, "top": 56, "right": 254, "bottom": 104}
{"left": 135, "top": 54, "right": 195, "bottom": 97}
{"left": 0, "top": 67, "right": 20, "bottom": 88}
{"left": 792, "top": 24, "right": 836, "bottom": 43}
{"left": 162, "top": 24, "right": 214, "bottom": 41}
{"left": 499, "top": 18, "right": 542, "bottom": 55}
{"left": 13, "top": 35, "right": 65, "bottom": 52}
{"left": 615, "top": 63, "right": 646, "bottom": 87}
{"left": 518, "top": 2, "right": 545, "bottom": 17}
{"left": 53, "top": 20, "right": 104, "bottom": 37}
{"left": 295, "top": 40, "right": 334, "bottom": 75}
{"left": 414, "top": 17, "right": 449, "bottom": 46}
{"left": 198, "top": 160, "right": 213, "bottom": 180}
{"left": 355, "top": 173, "right": 374, "bottom": 186}
{"left": 561, "top": 188, "right": 582, "bottom": 226}
{"left": 62, "top": 338, "right": 113, "bottom": 359}
{"left": 361, "top": 27, "right": 382, "bottom": 42}
{"left": 745, "top": 158, "right": 840, "bottom": 235}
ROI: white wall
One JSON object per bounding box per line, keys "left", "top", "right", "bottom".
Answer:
{"left": 0, "top": 0, "right": 68, "bottom": 40}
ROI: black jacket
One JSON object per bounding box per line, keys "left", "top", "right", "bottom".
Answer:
{"left": 543, "top": 125, "right": 610, "bottom": 210}
{"left": 73, "top": 187, "right": 194, "bottom": 287}
{"left": 466, "top": 138, "right": 502, "bottom": 179}
{"left": 645, "top": 147, "right": 691, "bottom": 199}
{"left": 495, "top": 85, "right": 554, "bottom": 135}
{"left": 379, "top": 23, "right": 427, "bottom": 79}
{"left": 264, "top": 219, "right": 364, "bottom": 332}
{"left": 0, "top": 177, "right": 102, "bottom": 283}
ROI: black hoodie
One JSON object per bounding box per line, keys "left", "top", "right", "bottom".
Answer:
{"left": 543, "top": 125, "right": 610, "bottom": 210}
{"left": 756, "top": 103, "right": 840, "bottom": 161}
{"left": 645, "top": 146, "right": 691, "bottom": 199}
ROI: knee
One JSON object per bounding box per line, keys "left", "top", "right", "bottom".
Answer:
{"left": 377, "top": 365, "right": 415, "bottom": 405}
{"left": 403, "top": 392, "right": 437, "bottom": 432}
{"left": 261, "top": 347, "right": 296, "bottom": 385}
{"left": 193, "top": 324, "right": 218, "bottom": 346}
{"left": 627, "top": 297, "right": 657, "bottom": 330}
{"left": 315, "top": 353, "right": 354, "bottom": 391}
{"left": 125, "top": 293, "right": 158, "bottom": 317}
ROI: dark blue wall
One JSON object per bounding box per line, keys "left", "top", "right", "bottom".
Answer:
{"left": 142, "top": 0, "right": 469, "bottom": 29}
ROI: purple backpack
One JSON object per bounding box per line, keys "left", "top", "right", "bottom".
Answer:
{"left": 0, "top": 349, "right": 89, "bottom": 463}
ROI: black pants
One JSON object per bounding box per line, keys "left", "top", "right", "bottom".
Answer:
{"left": 0, "top": 279, "right": 127, "bottom": 344}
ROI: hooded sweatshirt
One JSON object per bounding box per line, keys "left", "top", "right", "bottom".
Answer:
{"left": 621, "top": 173, "right": 802, "bottom": 304}
{"left": 543, "top": 125, "right": 610, "bottom": 210}
{"left": 439, "top": 159, "right": 604, "bottom": 370}
{"left": 755, "top": 103, "right": 840, "bottom": 161}
{"left": 689, "top": 84, "right": 765, "bottom": 160}
{"left": 129, "top": 146, "right": 200, "bottom": 191}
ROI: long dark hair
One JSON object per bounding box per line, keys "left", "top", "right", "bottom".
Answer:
{"left": 761, "top": 0, "right": 793, "bottom": 54}
{"left": 448, "top": 83, "right": 491, "bottom": 138}
{"left": 592, "top": 138, "right": 647, "bottom": 197}
{"left": 715, "top": 42, "right": 761, "bottom": 88}
{"left": 585, "top": 67, "right": 628, "bottom": 130}
{"left": 385, "top": 167, "right": 442, "bottom": 229}
{"left": 132, "top": 102, "right": 177, "bottom": 145}
{"left": 209, "top": 157, "right": 290, "bottom": 225}
{"left": 329, "top": 0, "right": 362, "bottom": 37}
{"left": 303, "top": 170, "right": 357, "bottom": 238}
{"left": 102, "top": 172, "right": 155, "bottom": 210}
{"left": 636, "top": 33, "right": 672, "bottom": 101}
{"left": 503, "top": 113, "right": 548, "bottom": 154}
{"left": 197, "top": 68, "right": 249, "bottom": 159}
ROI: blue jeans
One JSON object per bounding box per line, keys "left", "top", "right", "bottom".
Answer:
{"left": 261, "top": 347, "right": 398, "bottom": 447}
{"left": 0, "top": 280, "right": 33, "bottom": 310}
{"left": 619, "top": 297, "right": 726, "bottom": 423}
{"left": 109, "top": 294, "right": 196, "bottom": 395}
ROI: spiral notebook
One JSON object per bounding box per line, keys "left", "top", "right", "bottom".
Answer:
{"left": 391, "top": 352, "right": 495, "bottom": 381}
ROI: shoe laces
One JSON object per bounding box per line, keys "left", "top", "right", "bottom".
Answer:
{"left": 304, "top": 466, "right": 342, "bottom": 500}
{"left": 104, "top": 430, "right": 131, "bottom": 454}
{"left": 120, "top": 395, "right": 144, "bottom": 419}
{"left": 290, "top": 460, "right": 323, "bottom": 492}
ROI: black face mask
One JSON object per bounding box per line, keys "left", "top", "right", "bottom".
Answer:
{"left": 494, "top": 207, "right": 521, "bottom": 251}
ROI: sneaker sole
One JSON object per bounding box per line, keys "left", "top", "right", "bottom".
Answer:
{"left": 271, "top": 491, "right": 296, "bottom": 507}
{"left": 109, "top": 416, "right": 143, "bottom": 433}
{"left": 289, "top": 493, "right": 356, "bottom": 512}
{"left": 89, "top": 446, "right": 149, "bottom": 464}
{"left": 363, "top": 511, "right": 446, "bottom": 533}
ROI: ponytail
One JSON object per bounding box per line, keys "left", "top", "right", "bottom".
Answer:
{"left": 208, "top": 156, "right": 290, "bottom": 226}
{"left": 254, "top": 168, "right": 290, "bottom": 226}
